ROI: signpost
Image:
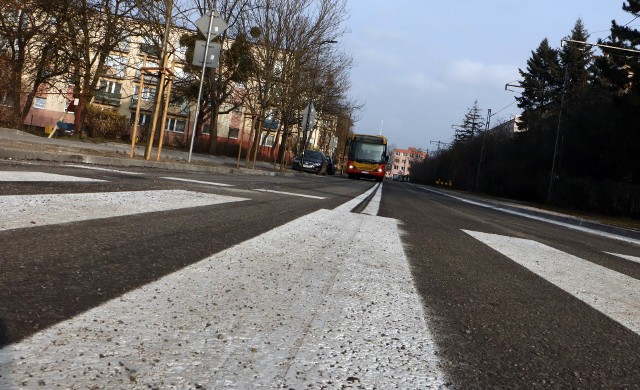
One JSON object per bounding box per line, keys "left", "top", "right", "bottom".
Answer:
{"left": 188, "top": 10, "right": 228, "bottom": 162}
{"left": 192, "top": 41, "right": 222, "bottom": 68}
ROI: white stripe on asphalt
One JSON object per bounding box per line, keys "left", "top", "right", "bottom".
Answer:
{"left": 0, "top": 192, "right": 445, "bottom": 388}
{"left": 417, "top": 185, "right": 640, "bottom": 246}
{"left": 0, "top": 171, "right": 106, "bottom": 182}
{"left": 160, "top": 176, "right": 234, "bottom": 187}
{"left": 361, "top": 182, "right": 383, "bottom": 215}
{"left": 65, "top": 165, "right": 144, "bottom": 175}
{"left": 606, "top": 252, "right": 640, "bottom": 265}
{"left": 0, "top": 190, "right": 247, "bottom": 231}
{"left": 334, "top": 182, "right": 380, "bottom": 212}
{"left": 464, "top": 230, "right": 640, "bottom": 336}
{"left": 253, "top": 188, "right": 326, "bottom": 199}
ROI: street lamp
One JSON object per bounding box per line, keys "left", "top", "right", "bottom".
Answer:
{"left": 300, "top": 39, "right": 337, "bottom": 169}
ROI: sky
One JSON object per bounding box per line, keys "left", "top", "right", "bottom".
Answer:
{"left": 340, "top": 1, "right": 636, "bottom": 152}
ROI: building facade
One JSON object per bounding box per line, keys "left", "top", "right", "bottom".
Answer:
{"left": 387, "top": 147, "right": 428, "bottom": 180}
{"left": 4, "top": 12, "right": 338, "bottom": 164}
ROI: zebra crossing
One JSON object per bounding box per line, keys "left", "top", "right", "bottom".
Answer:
{"left": 0, "top": 173, "right": 445, "bottom": 388}
{"left": 1, "top": 169, "right": 639, "bottom": 388}
{"left": 465, "top": 230, "right": 640, "bottom": 336}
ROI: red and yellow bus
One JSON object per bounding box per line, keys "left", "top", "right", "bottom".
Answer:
{"left": 345, "top": 134, "right": 388, "bottom": 182}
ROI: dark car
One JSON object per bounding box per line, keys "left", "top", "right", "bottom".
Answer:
{"left": 291, "top": 150, "right": 328, "bottom": 174}
{"left": 325, "top": 155, "right": 336, "bottom": 175}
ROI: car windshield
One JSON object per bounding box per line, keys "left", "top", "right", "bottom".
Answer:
{"left": 303, "top": 151, "right": 324, "bottom": 161}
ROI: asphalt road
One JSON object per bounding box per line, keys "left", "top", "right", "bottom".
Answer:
{"left": 1, "top": 159, "right": 639, "bottom": 388}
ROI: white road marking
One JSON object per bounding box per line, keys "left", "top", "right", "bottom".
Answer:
{"left": 0, "top": 171, "right": 105, "bottom": 182}
{"left": 65, "top": 165, "right": 144, "bottom": 175}
{"left": 417, "top": 185, "right": 640, "bottom": 246}
{"left": 253, "top": 188, "right": 326, "bottom": 199}
{"left": 334, "top": 182, "right": 380, "bottom": 212}
{"left": 606, "top": 252, "right": 640, "bottom": 265}
{"left": 0, "top": 191, "right": 445, "bottom": 388}
{"left": 160, "top": 176, "right": 234, "bottom": 187}
{"left": 361, "top": 182, "right": 383, "bottom": 215}
{"left": 464, "top": 230, "right": 640, "bottom": 336}
{"left": 0, "top": 190, "right": 247, "bottom": 231}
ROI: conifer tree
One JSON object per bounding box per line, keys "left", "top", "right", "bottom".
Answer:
{"left": 454, "top": 100, "right": 483, "bottom": 143}
{"left": 515, "top": 38, "right": 563, "bottom": 129}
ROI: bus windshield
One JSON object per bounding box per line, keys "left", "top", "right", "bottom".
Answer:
{"left": 348, "top": 142, "right": 386, "bottom": 164}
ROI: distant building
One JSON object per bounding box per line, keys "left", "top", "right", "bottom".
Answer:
{"left": 387, "top": 147, "right": 427, "bottom": 180}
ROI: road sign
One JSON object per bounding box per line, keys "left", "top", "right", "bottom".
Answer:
{"left": 302, "top": 103, "right": 317, "bottom": 133}
{"left": 192, "top": 41, "right": 221, "bottom": 68}
{"left": 195, "top": 11, "right": 228, "bottom": 38}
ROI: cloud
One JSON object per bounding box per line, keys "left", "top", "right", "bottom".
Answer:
{"left": 392, "top": 71, "right": 447, "bottom": 93}
{"left": 446, "top": 60, "right": 519, "bottom": 86}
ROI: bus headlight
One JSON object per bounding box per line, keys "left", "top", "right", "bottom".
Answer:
{"left": 348, "top": 164, "right": 355, "bottom": 169}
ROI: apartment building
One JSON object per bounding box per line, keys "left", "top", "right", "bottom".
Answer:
{"left": 387, "top": 147, "right": 428, "bottom": 180}
{"left": 7, "top": 12, "right": 337, "bottom": 162}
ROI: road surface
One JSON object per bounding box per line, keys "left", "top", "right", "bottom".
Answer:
{"left": 1, "top": 159, "right": 639, "bottom": 388}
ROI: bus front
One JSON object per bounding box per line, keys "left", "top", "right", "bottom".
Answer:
{"left": 346, "top": 135, "right": 388, "bottom": 182}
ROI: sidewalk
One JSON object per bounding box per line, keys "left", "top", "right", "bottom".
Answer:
{"left": 0, "top": 127, "right": 294, "bottom": 176}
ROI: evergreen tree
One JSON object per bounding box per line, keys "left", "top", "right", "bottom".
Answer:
{"left": 560, "top": 19, "right": 592, "bottom": 105}
{"left": 515, "top": 38, "right": 563, "bottom": 130}
{"left": 454, "top": 100, "right": 484, "bottom": 143}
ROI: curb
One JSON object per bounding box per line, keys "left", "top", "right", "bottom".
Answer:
{"left": 0, "top": 147, "right": 297, "bottom": 177}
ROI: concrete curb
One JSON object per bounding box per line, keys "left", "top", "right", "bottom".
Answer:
{"left": 0, "top": 147, "right": 297, "bottom": 177}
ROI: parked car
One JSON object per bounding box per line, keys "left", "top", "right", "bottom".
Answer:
{"left": 291, "top": 150, "right": 328, "bottom": 174}
{"left": 325, "top": 155, "right": 336, "bottom": 175}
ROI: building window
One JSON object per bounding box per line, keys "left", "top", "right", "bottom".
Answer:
{"left": 228, "top": 128, "right": 239, "bottom": 139}
{"left": 393, "top": 165, "right": 398, "bottom": 170}
{"left": 166, "top": 118, "right": 186, "bottom": 133}
{"left": 33, "top": 97, "right": 47, "bottom": 109}
{"left": 130, "top": 112, "right": 150, "bottom": 125}
{"left": 260, "top": 133, "right": 275, "bottom": 147}
{"left": 0, "top": 93, "right": 14, "bottom": 106}
{"left": 202, "top": 124, "right": 210, "bottom": 135}
{"left": 100, "top": 80, "right": 122, "bottom": 94}
{"left": 118, "top": 37, "right": 130, "bottom": 52}
{"left": 133, "top": 85, "right": 155, "bottom": 101}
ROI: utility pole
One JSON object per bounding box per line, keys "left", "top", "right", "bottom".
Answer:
{"left": 475, "top": 108, "right": 494, "bottom": 191}
{"left": 429, "top": 140, "right": 450, "bottom": 150}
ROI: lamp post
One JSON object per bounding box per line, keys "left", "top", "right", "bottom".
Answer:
{"left": 300, "top": 39, "right": 337, "bottom": 170}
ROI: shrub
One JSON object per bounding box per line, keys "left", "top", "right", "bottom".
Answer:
{"left": 82, "top": 104, "right": 129, "bottom": 140}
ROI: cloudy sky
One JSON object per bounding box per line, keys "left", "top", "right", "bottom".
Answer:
{"left": 341, "top": 1, "right": 635, "bottom": 151}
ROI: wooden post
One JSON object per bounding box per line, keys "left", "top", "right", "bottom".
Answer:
{"left": 157, "top": 61, "right": 175, "bottom": 161}
{"left": 130, "top": 56, "right": 147, "bottom": 157}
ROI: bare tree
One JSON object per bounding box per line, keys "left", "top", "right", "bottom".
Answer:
{"left": 243, "top": 0, "right": 349, "bottom": 165}
{"left": 50, "top": 0, "right": 137, "bottom": 134}
{"left": 0, "top": 1, "right": 71, "bottom": 127}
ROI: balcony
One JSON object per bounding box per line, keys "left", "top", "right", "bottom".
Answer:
{"left": 130, "top": 97, "right": 190, "bottom": 117}
{"left": 93, "top": 90, "right": 122, "bottom": 107}
{"left": 139, "top": 43, "right": 160, "bottom": 57}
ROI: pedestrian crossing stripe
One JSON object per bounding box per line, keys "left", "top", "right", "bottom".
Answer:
{"left": 0, "top": 190, "right": 248, "bottom": 231}
{"left": 161, "top": 176, "right": 234, "bottom": 187}
{"left": 464, "top": 230, "right": 640, "bottom": 336}
{"left": 65, "top": 165, "right": 144, "bottom": 175}
{"left": 0, "top": 191, "right": 445, "bottom": 388}
{"left": 0, "top": 171, "right": 106, "bottom": 182}
{"left": 605, "top": 252, "right": 640, "bottom": 265}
